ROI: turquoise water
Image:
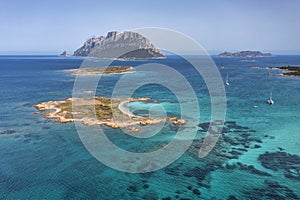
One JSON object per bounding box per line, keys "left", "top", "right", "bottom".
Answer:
{"left": 0, "top": 55, "right": 300, "bottom": 199}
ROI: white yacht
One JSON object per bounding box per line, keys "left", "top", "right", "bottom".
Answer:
{"left": 225, "top": 73, "right": 230, "bottom": 86}
{"left": 267, "top": 92, "right": 274, "bottom": 105}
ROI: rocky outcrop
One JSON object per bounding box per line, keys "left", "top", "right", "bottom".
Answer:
{"left": 59, "top": 51, "right": 69, "bottom": 57}
{"left": 218, "top": 51, "right": 272, "bottom": 57}
{"left": 74, "top": 31, "right": 165, "bottom": 59}
{"left": 278, "top": 66, "right": 300, "bottom": 77}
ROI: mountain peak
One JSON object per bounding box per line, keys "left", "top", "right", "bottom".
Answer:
{"left": 74, "top": 31, "right": 165, "bottom": 59}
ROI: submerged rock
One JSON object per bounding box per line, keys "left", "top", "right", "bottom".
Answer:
{"left": 258, "top": 151, "right": 300, "bottom": 180}
{"left": 0, "top": 129, "right": 16, "bottom": 135}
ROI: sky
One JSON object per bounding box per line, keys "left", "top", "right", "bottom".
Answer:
{"left": 0, "top": 0, "right": 299, "bottom": 55}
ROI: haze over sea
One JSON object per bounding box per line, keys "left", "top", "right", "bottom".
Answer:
{"left": 0, "top": 55, "right": 300, "bottom": 199}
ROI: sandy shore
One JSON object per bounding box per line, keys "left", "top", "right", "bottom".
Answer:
{"left": 118, "top": 100, "right": 136, "bottom": 117}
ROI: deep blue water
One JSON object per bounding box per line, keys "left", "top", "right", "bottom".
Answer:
{"left": 0, "top": 55, "right": 300, "bottom": 199}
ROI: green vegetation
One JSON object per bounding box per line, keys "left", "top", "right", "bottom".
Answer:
{"left": 279, "top": 66, "right": 300, "bottom": 76}
{"left": 50, "top": 98, "right": 112, "bottom": 120}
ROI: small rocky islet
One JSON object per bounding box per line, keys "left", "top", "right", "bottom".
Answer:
{"left": 250, "top": 65, "right": 300, "bottom": 77}
{"left": 63, "top": 66, "right": 134, "bottom": 76}
{"left": 278, "top": 65, "right": 300, "bottom": 77}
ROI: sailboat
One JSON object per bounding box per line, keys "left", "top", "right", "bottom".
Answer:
{"left": 266, "top": 70, "right": 274, "bottom": 105}
{"left": 225, "top": 73, "right": 230, "bottom": 86}
{"left": 267, "top": 92, "right": 274, "bottom": 105}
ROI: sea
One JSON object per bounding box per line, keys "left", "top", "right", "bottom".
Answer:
{"left": 0, "top": 55, "right": 299, "bottom": 199}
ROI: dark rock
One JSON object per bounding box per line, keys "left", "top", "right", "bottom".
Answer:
{"left": 237, "top": 163, "right": 272, "bottom": 176}
{"left": 225, "top": 164, "right": 236, "bottom": 170}
{"left": 229, "top": 150, "right": 242, "bottom": 156}
{"left": 127, "top": 185, "right": 138, "bottom": 192}
{"left": 183, "top": 167, "right": 207, "bottom": 182}
{"left": 0, "top": 129, "right": 16, "bottom": 135}
{"left": 164, "top": 167, "right": 180, "bottom": 176}
{"left": 258, "top": 151, "right": 300, "bottom": 181}
{"left": 243, "top": 180, "right": 299, "bottom": 199}
{"left": 278, "top": 147, "right": 284, "bottom": 151}
{"left": 227, "top": 195, "right": 238, "bottom": 200}
{"left": 223, "top": 136, "right": 239, "bottom": 146}
{"left": 192, "top": 189, "right": 201, "bottom": 195}
{"left": 143, "top": 184, "right": 149, "bottom": 189}
{"left": 198, "top": 122, "right": 210, "bottom": 132}
{"left": 143, "top": 192, "right": 158, "bottom": 200}
{"left": 240, "top": 133, "right": 250, "bottom": 138}
{"left": 187, "top": 186, "right": 192, "bottom": 190}
{"left": 234, "top": 147, "right": 248, "bottom": 152}
{"left": 284, "top": 173, "right": 300, "bottom": 181}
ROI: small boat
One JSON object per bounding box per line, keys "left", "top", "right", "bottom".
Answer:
{"left": 225, "top": 73, "right": 230, "bottom": 86}
{"left": 267, "top": 92, "right": 274, "bottom": 105}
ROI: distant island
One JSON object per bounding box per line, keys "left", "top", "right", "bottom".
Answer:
{"left": 73, "top": 31, "right": 165, "bottom": 59}
{"left": 59, "top": 51, "right": 69, "bottom": 57}
{"left": 218, "top": 51, "right": 272, "bottom": 57}
{"left": 63, "top": 66, "right": 134, "bottom": 76}
{"left": 34, "top": 97, "right": 185, "bottom": 131}
{"left": 278, "top": 66, "right": 300, "bottom": 77}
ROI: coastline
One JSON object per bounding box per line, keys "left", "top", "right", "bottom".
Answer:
{"left": 118, "top": 100, "right": 136, "bottom": 118}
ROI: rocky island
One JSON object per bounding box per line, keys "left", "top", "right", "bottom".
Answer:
{"left": 218, "top": 51, "right": 272, "bottom": 57}
{"left": 73, "top": 31, "right": 165, "bottom": 59}
{"left": 278, "top": 66, "right": 300, "bottom": 77}
{"left": 59, "top": 51, "right": 69, "bottom": 57}
{"left": 63, "top": 66, "right": 134, "bottom": 76}
{"left": 34, "top": 97, "right": 185, "bottom": 131}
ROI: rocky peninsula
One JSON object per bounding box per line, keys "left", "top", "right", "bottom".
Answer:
{"left": 63, "top": 66, "right": 134, "bottom": 76}
{"left": 218, "top": 51, "right": 272, "bottom": 57}
{"left": 278, "top": 66, "right": 300, "bottom": 77}
{"left": 73, "top": 31, "right": 165, "bottom": 59}
{"left": 34, "top": 97, "right": 185, "bottom": 131}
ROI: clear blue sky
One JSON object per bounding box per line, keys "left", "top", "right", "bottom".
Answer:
{"left": 0, "top": 0, "right": 299, "bottom": 54}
